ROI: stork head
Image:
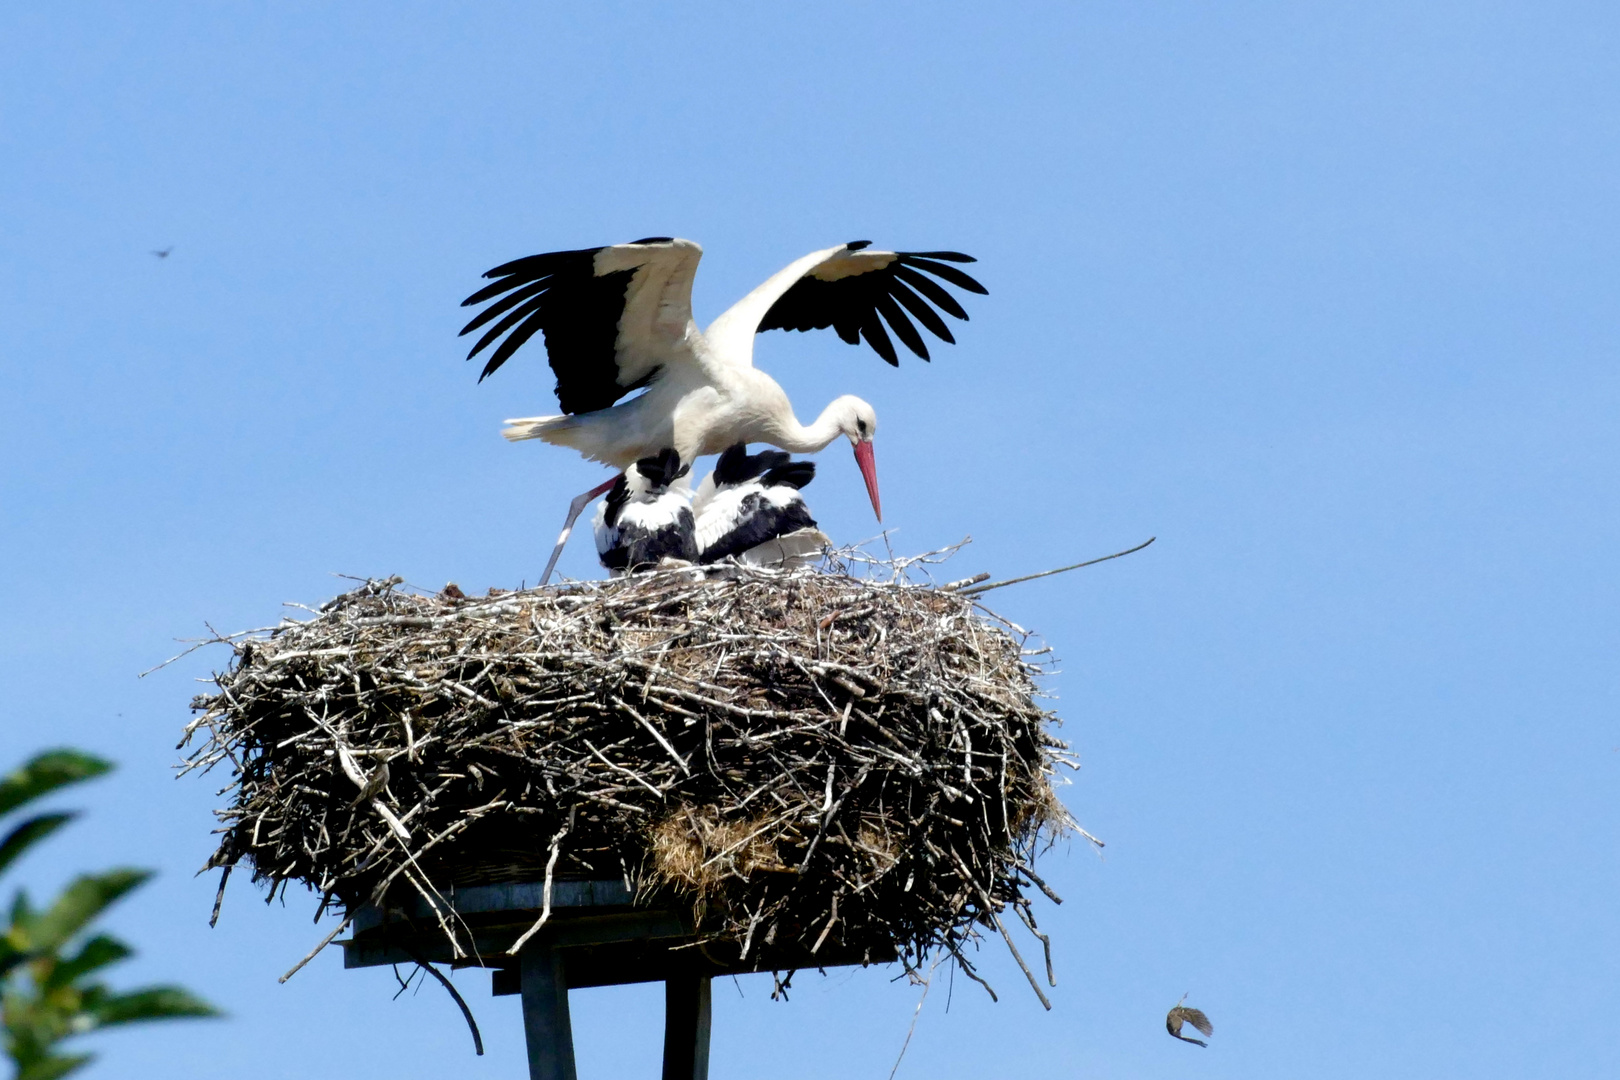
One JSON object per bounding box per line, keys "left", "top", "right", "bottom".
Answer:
{"left": 830, "top": 395, "right": 882, "bottom": 522}
{"left": 627, "top": 448, "right": 690, "bottom": 494}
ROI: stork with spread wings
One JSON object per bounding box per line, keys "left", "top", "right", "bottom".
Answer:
{"left": 459, "top": 237, "right": 986, "bottom": 582}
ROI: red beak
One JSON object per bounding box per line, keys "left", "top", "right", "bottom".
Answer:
{"left": 852, "top": 440, "right": 881, "bottom": 522}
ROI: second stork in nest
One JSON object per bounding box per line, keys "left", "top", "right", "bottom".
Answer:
{"left": 695, "top": 444, "right": 828, "bottom": 567}
{"left": 592, "top": 449, "right": 697, "bottom": 575}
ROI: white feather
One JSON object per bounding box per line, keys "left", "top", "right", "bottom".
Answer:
{"left": 692, "top": 483, "right": 757, "bottom": 555}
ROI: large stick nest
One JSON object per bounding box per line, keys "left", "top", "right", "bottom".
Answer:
{"left": 183, "top": 560, "right": 1079, "bottom": 989}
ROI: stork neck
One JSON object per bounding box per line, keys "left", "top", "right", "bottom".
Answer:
{"left": 770, "top": 403, "right": 847, "bottom": 455}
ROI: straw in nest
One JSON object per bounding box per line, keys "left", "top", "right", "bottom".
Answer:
{"left": 180, "top": 553, "right": 1093, "bottom": 1004}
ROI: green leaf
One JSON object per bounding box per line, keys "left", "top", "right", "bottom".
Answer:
{"left": 10, "top": 887, "right": 34, "bottom": 926}
{"left": 4, "top": 888, "right": 36, "bottom": 976}
{"left": 87, "top": 986, "right": 221, "bottom": 1027}
{"left": 15, "top": 1051, "right": 94, "bottom": 1080}
{"left": 0, "top": 813, "right": 78, "bottom": 879}
{"left": 0, "top": 751, "right": 218, "bottom": 1078}
{"left": 21, "top": 870, "right": 149, "bottom": 954}
{"left": 44, "top": 934, "right": 132, "bottom": 991}
{"left": 0, "top": 752, "right": 111, "bottom": 820}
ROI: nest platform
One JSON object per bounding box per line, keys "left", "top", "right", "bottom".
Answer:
{"left": 183, "top": 561, "right": 1077, "bottom": 1075}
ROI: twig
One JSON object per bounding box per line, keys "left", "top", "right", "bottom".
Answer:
{"left": 945, "top": 943, "right": 998, "bottom": 1002}
{"left": 1016, "top": 860, "right": 1064, "bottom": 904}
{"left": 141, "top": 623, "right": 280, "bottom": 677}
{"left": 583, "top": 739, "right": 666, "bottom": 799}
{"left": 207, "top": 865, "right": 231, "bottom": 928}
{"left": 810, "top": 893, "right": 840, "bottom": 954}
{"left": 508, "top": 809, "right": 575, "bottom": 955}
{"left": 887, "top": 956, "right": 943, "bottom": 1080}
{"left": 991, "top": 912, "right": 1051, "bottom": 1010}
{"left": 960, "top": 537, "right": 1156, "bottom": 596}
{"left": 279, "top": 913, "right": 354, "bottom": 983}
{"left": 612, "top": 695, "right": 691, "bottom": 775}
{"left": 940, "top": 573, "right": 990, "bottom": 592}
{"left": 1014, "top": 902, "right": 1055, "bottom": 986}
{"left": 401, "top": 944, "right": 484, "bottom": 1056}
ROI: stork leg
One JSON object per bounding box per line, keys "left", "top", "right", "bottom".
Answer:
{"left": 539, "top": 477, "right": 619, "bottom": 586}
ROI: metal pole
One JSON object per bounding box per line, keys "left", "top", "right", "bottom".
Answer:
{"left": 661, "top": 973, "right": 712, "bottom": 1080}
{"left": 519, "top": 944, "right": 577, "bottom": 1080}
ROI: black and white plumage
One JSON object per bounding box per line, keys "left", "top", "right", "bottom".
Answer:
{"left": 462, "top": 239, "right": 984, "bottom": 489}
{"left": 460, "top": 237, "right": 984, "bottom": 582}
{"left": 694, "top": 444, "right": 826, "bottom": 566}
{"left": 592, "top": 449, "right": 697, "bottom": 575}
{"left": 755, "top": 242, "right": 985, "bottom": 366}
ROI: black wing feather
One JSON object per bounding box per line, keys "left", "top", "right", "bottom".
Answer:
{"left": 755, "top": 246, "right": 982, "bottom": 366}
{"left": 461, "top": 245, "right": 651, "bottom": 412}
{"left": 888, "top": 279, "right": 955, "bottom": 343}
{"left": 461, "top": 267, "right": 552, "bottom": 309}
{"left": 833, "top": 315, "right": 863, "bottom": 346}
{"left": 480, "top": 249, "right": 581, "bottom": 281}
{"left": 859, "top": 308, "right": 899, "bottom": 366}
{"left": 479, "top": 310, "right": 550, "bottom": 383}
{"left": 873, "top": 291, "right": 929, "bottom": 361}
{"left": 893, "top": 265, "right": 970, "bottom": 321}
{"left": 897, "top": 255, "right": 988, "bottom": 294}
{"left": 602, "top": 505, "right": 697, "bottom": 573}
{"left": 458, "top": 277, "right": 551, "bottom": 336}
{"left": 762, "top": 460, "right": 816, "bottom": 489}
{"left": 600, "top": 474, "right": 632, "bottom": 529}
{"left": 633, "top": 448, "right": 689, "bottom": 488}
{"left": 757, "top": 276, "right": 837, "bottom": 333}
{"left": 464, "top": 289, "right": 551, "bottom": 361}
{"left": 714, "top": 444, "right": 791, "bottom": 485}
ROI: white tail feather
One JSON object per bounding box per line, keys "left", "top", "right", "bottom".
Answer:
{"left": 503, "top": 415, "right": 569, "bottom": 442}
{"left": 738, "top": 528, "right": 830, "bottom": 569}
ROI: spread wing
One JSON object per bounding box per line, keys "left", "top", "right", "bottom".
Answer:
{"left": 756, "top": 242, "right": 986, "bottom": 366}
{"left": 1166, "top": 1005, "right": 1213, "bottom": 1046}
{"left": 459, "top": 238, "right": 702, "bottom": 415}
{"left": 712, "top": 443, "right": 792, "bottom": 486}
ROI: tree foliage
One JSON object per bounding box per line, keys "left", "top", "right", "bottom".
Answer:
{"left": 1, "top": 750, "right": 217, "bottom": 1080}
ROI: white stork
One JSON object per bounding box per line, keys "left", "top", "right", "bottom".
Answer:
{"left": 591, "top": 448, "right": 697, "bottom": 574}
{"left": 694, "top": 444, "right": 825, "bottom": 566}
{"left": 459, "top": 237, "right": 986, "bottom": 582}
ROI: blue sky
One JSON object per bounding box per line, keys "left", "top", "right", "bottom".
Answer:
{"left": 3, "top": 2, "right": 1617, "bottom": 1077}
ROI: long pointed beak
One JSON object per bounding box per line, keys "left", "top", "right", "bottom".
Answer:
{"left": 853, "top": 440, "right": 881, "bottom": 521}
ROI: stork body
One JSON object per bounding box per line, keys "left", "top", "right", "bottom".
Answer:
{"left": 460, "top": 238, "right": 985, "bottom": 581}
{"left": 510, "top": 357, "right": 865, "bottom": 475}
{"left": 591, "top": 449, "right": 697, "bottom": 575}
{"left": 694, "top": 444, "right": 823, "bottom": 565}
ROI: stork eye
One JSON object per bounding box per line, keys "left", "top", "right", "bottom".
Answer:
{"left": 856, "top": 419, "right": 868, "bottom": 436}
